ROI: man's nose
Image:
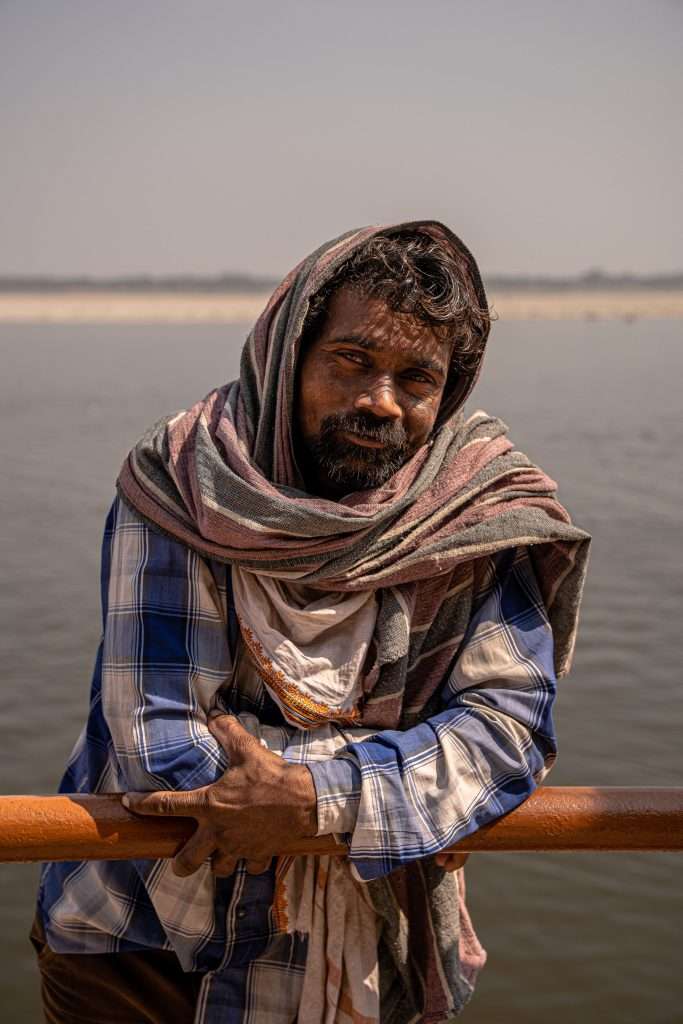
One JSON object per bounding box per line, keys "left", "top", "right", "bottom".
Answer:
{"left": 354, "top": 378, "right": 403, "bottom": 420}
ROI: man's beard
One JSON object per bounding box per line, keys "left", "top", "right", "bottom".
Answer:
{"left": 302, "top": 411, "right": 413, "bottom": 493}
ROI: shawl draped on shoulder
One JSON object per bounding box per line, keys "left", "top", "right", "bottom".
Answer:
{"left": 117, "top": 220, "right": 590, "bottom": 1021}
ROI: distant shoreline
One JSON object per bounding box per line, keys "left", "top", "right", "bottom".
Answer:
{"left": 2, "top": 270, "right": 682, "bottom": 293}
{"left": 1, "top": 289, "right": 683, "bottom": 322}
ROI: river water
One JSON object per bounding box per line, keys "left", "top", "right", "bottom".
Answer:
{"left": 1, "top": 319, "right": 681, "bottom": 1022}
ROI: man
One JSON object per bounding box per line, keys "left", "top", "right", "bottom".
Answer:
{"left": 33, "top": 221, "right": 590, "bottom": 1023}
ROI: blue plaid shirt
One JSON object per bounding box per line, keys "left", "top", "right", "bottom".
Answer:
{"left": 38, "top": 497, "right": 557, "bottom": 1022}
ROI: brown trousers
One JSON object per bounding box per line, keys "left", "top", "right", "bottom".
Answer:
{"left": 30, "top": 914, "right": 203, "bottom": 1024}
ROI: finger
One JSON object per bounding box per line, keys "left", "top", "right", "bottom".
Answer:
{"left": 438, "top": 851, "right": 471, "bottom": 868}
{"left": 435, "top": 852, "right": 470, "bottom": 871}
{"left": 245, "top": 858, "right": 272, "bottom": 875}
{"left": 122, "top": 788, "right": 209, "bottom": 818}
{"left": 207, "top": 714, "right": 259, "bottom": 764}
{"left": 172, "top": 828, "right": 217, "bottom": 878}
{"left": 211, "top": 852, "right": 239, "bottom": 877}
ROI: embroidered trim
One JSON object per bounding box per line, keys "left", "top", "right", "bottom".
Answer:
{"left": 237, "top": 614, "right": 361, "bottom": 727}
{"left": 272, "top": 855, "right": 294, "bottom": 933}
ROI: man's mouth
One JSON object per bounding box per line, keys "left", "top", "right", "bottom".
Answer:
{"left": 340, "top": 430, "right": 387, "bottom": 449}
{"left": 303, "top": 412, "right": 411, "bottom": 491}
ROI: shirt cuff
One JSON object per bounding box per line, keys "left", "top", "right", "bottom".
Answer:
{"left": 307, "top": 756, "right": 362, "bottom": 837}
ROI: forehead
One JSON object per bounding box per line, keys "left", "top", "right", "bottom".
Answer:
{"left": 314, "top": 285, "right": 452, "bottom": 369}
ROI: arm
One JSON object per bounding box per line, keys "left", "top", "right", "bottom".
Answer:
{"left": 121, "top": 532, "right": 553, "bottom": 881}
{"left": 105, "top": 498, "right": 317, "bottom": 874}
{"left": 307, "top": 546, "right": 557, "bottom": 881}
{"left": 101, "top": 496, "right": 233, "bottom": 792}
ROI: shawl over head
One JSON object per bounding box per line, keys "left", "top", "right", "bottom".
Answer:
{"left": 117, "top": 220, "right": 590, "bottom": 1021}
{"left": 118, "top": 219, "right": 589, "bottom": 688}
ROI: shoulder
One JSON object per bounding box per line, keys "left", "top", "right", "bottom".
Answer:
{"left": 104, "top": 495, "right": 229, "bottom": 585}
{"left": 471, "top": 546, "right": 549, "bottom": 622}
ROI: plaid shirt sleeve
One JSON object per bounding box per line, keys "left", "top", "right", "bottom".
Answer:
{"left": 308, "top": 546, "right": 557, "bottom": 882}
{"left": 101, "top": 497, "right": 232, "bottom": 792}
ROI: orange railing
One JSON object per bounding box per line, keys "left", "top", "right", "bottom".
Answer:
{"left": 0, "top": 788, "right": 681, "bottom": 863}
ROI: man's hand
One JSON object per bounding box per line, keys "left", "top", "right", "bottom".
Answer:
{"left": 123, "top": 714, "right": 317, "bottom": 878}
{"left": 434, "top": 851, "right": 469, "bottom": 871}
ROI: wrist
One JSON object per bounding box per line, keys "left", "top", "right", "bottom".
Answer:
{"left": 287, "top": 764, "right": 318, "bottom": 837}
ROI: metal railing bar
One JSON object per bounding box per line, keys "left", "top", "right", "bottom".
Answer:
{"left": 0, "top": 788, "right": 681, "bottom": 864}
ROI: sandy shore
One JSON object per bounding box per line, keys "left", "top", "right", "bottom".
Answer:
{"left": 0, "top": 291, "right": 270, "bottom": 324}
{"left": 1, "top": 289, "right": 682, "bottom": 323}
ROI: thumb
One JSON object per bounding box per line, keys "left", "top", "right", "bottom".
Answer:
{"left": 122, "top": 787, "right": 209, "bottom": 818}
{"left": 207, "top": 712, "right": 259, "bottom": 764}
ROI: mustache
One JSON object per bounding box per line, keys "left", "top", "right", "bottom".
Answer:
{"left": 318, "top": 412, "right": 409, "bottom": 448}
{"left": 302, "top": 411, "right": 414, "bottom": 492}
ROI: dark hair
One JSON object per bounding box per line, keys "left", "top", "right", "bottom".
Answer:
{"left": 303, "top": 230, "right": 492, "bottom": 378}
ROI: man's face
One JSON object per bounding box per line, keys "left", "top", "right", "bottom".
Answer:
{"left": 295, "top": 286, "right": 452, "bottom": 498}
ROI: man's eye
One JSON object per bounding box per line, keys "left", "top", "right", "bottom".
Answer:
{"left": 403, "top": 372, "right": 433, "bottom": 385}
{"left": 338, "top": 351, "right": 367, "bottom": 365}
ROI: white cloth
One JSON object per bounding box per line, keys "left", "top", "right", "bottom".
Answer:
{"left": 234, "top": 709, "right": 381, "bottom": 1024}
{"left": 231, "top": 566, "right": 378, "bottom": 728}
{"left": 229, "top": 566, "right": 382, "bottom": 1023}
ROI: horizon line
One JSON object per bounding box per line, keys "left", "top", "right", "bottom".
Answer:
{"left": 1, "top": 269, "right": 683, "bottom": 292}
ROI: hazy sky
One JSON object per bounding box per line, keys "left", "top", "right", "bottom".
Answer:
{"left": 1, "top": 0, "right": 681, "bottom": 277}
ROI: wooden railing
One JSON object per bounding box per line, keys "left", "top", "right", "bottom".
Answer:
{"left": 1, "top": 788, "right": 681, "bottom": 863}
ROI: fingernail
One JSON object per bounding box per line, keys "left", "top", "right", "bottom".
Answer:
{"left": 121, "top": 795, "right": 130, "bottom": 809}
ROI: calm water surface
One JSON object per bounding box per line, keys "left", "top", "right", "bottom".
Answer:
{"left": 1, "top": 320, "right": 681, "bottom": 1022}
